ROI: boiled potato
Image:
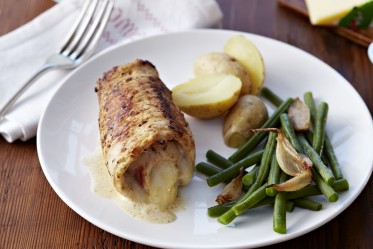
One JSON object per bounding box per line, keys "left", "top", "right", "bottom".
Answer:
{"left": 172, "top": 74, "right": 242, "bottom": 119}
{"left": 224, "top": 35, "right": 265, "bottom": 95}
{"left": 194, "top": 52, "right": 252, "bottom": 96}
{"left": 223, "top": 95, "right": 268, "bottom": 148}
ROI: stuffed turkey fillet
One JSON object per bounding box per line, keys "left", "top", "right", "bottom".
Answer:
{"left": 96, "top": 60, "right": 195, "bottom": 209}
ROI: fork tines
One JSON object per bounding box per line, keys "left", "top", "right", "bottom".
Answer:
{"left": 59, "top": 0, "right": 114, "bottom": 62}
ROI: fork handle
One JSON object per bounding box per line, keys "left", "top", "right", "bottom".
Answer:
{"left": 0, "top": 64, "right": 54, "bottom": 118}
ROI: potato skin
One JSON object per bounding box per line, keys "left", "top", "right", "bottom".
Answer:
{"left": 223, "top": 35, "right": 265, "bottom": 95}
{"left": 194, "top": 52, "right": 251, "bottom": 96}
{"left": 179, "top": 96, "right": 239, "bottom": 119}
{"left": 223, "top": 95, "right": 268, "bottom": 148}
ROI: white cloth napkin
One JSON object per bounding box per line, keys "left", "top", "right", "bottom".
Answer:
{"left": 0, "top": 0, "right": 223, "bottom": 143}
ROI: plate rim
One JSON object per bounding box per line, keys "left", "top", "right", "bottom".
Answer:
{"left": 36, "top": 29, "right": 373, "bottom": 249}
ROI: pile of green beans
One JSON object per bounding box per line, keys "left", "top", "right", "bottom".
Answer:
{"left": 196, "top": 87, "right": 349, "bottom": 234}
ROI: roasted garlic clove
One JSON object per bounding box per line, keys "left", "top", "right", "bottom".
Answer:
{"left": 216, "top": 169, "right": 244, "bottom": 204}
{"left": 288, "top": 98, "right": 311, "bottom": 132}
{"left": 275, "top": 130, "right": 312, "bottom": 175}
{"left": 252, "top": 128, "right": 313, "bottom": 191}
{"left": 269, "top": 169, "right": 312, "bottom": 191}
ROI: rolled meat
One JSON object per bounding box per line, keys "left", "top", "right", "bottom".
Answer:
{"left": 96, "top": 59, "right": 195, "bottom": 209}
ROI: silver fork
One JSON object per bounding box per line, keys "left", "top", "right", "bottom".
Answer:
{"left": 0, "top": 0, "right": 114, "bottom": 117}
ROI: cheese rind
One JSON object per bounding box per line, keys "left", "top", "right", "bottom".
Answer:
{"left": 305, "top": 0, "right": 370, "bottom": 25}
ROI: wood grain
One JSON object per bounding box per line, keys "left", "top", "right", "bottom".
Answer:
{"left": 277, "top": 0, "right": 373, "bottom": 47}
{"left": 0, "top": 0, "right": 372, "bottom": 249}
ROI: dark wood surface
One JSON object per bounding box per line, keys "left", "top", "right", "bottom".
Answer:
{"left": 277, "top": 0, "right": 373, "bottom": 47}
{"left": 1, "top": 0, "right": 372, "bottom": 248}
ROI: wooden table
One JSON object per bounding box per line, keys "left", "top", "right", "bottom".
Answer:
{"left": 1, "top": 1, "right": 372, "bottom": 248}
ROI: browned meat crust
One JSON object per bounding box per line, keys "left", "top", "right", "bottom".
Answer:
{"left": 96, "top": 59, "right": 195, "bottom": 203}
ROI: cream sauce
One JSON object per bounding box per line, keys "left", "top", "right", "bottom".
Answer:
{"left": 83, "top": 148, "right": 184, "bottom": 223}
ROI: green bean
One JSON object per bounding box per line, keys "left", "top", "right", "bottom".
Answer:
{"left": 229, "top": 98, "right": 294, "bottom": 163}
{"left": 260, "top": 87, "right": 283, "bottom": 106}
{"left": 242, "top": 165, "right": 259, "bottom": 187}
{"left": 297, "top": 133, "right": 335, "bottom": 185}
{"left": 217, "top": 206, "right": 239, "bottom": 225}
{"left": 206, "top": 150, "right": 264, "bottom": 187}
{"left": 324, "top": 135, "right": 343, "bottom": 179}
{"left": 252, "top": 197, "right": 275, "bottom": 209}
{"left": 208, "top": 90, "right": 348, "bottom": 228}
{"left": 266, "top": 153, "right": 280, "bottom": 197}
{"left": 286, "top": 200, "right": 295, "bottom": 212}
{"left": 305, "top": 130, "right": 314, "bottom": 143}
{"left": 285, "top": 185, "right": 320, "bottom": 200}
{"left": 303, "top": 92, "right": 343, "bottom": 179}
{"left": 242, "top": 132, "right": 277, "bottom": 197}
{"left": 255, "top": 132, "right": 278, "bottom": 186}
{"left": 308, "top": 133, "right": 329, "bottom": 163}
{"left": 286, "top": 178, "right": 348, "bottom": 200}
{"left": 197, "top": 161, "right": 251, "bottom": 191}
{"left": 218, "top": 132, "right": 277, "bottom": 222}
{"left": 278, "top": 114, "right": 337, "bottom": 205}
{"left": 206, "top": 150, "right": 233, "bottom": 169}
{"left": 293, "top": 198, "right": 322, "bottom": 211}
{"left": 280, "top": 113, "right": 304, "bottom": 153}
{"left": 208, "top": 197, "right": 294, "bottom": 217}
{"left": 303, "top": 91, "right": 317, "bottom": 124}
{"left": 313, "top": 102, "right": 329, "bottom": 155}
{"left": 273, "top": 192, "right": 287, "bottom": 234}
{"left": 312, "top": 168, "right": 338, "bottom": 202}
{"left": 231, "top": 184, "right": 268, "bottom": 216}
{"left": 332, "top": 178, "right": 349, "bottom": 191}
{"left": 208, "top": 197, "right": 273, "bottom": 217}
{"left": 217, "top": 179, "right": 269, "bottom": 224}
{"left": 196, "top": 162, "right": 222, "bottom": 176}
{"left": 279, "top": 170, "right": 289, "bottom": 182}
{"left": 208, "top": 202, "right": 236, "bottom": 217}
{"left": 268, "top": 170, "right": 289, "bottom": 197}
{"left": 306, "top": 130, "right": 330, "bottom": 165}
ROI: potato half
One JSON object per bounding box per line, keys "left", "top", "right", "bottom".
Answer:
{"left": 194, "top": 52, "right": 252, "bottom": 96}
{"left": 172, "top": 74, "right": 242, "bottom": 119}
{"left": 224, "top": 35, "right": 265, "bottom": 95}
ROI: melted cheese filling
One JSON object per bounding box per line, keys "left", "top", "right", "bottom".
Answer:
{"left": 124, "top": 141, "right": 192, "bottom": 209}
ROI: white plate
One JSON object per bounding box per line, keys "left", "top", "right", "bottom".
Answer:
{"left": 37, "top": 30, "right": 373, "bottom": 249}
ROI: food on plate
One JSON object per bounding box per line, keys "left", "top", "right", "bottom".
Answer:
{"left": 288, "top": 98, "right": 311, "bottom": 132}
{"left": 223, "top": 95, "right": 268, "bottom": 148}
{"left": 172, "top": 35, "right": 265, "bottom": 119}
{"left": 196, "top": 87, "right": 349, "bottom": 234}
{"left": 224, "top": 35, "right": 265, "bottom": 95}
{"left": 95, "top": 59, "right": 195, "bottom": 210}
{"left": 255, "top": 128, "right": 313, "bottom": 192}
{"left": 312, "top": 102, "right": 329, "bottom": 155}
{"left": 172, "top": 74, "right": 242, "bottom": 119}
{"left": 194, "top": 52, "right": 252, "bottom": 95}
{"left": 215, "top": 169, "right": 244, "bottom": 205}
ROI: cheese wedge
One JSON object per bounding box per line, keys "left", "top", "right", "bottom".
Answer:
{"left": 305, "top": 0, "right": 371, "bottom": 25}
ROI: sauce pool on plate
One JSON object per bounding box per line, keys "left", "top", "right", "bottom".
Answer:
{"left": 83, "top": 148, "right": 185, "bottom": 223}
